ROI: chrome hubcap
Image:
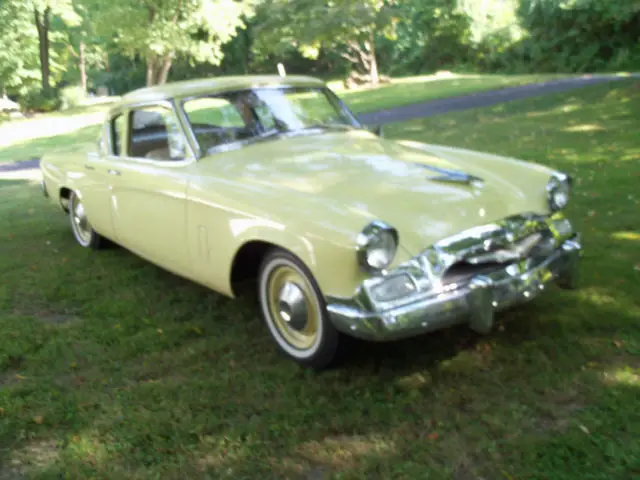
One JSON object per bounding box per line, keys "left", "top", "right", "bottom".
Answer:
{"left": 265, "top": 264, "right": 320, "bottom": 351}
{"left": 277, "top": 282, "right": 308, "bottom": 331}
{"left": 71, "top": 196, "right": 92, "bottom": 245}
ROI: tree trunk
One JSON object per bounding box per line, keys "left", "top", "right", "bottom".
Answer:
{"left": 242, "top": 25, "right": 251, "bottom": 74}
{"left": 157, "top": 53, "right": 174, "bottom": 85}
{"left": 34, "top": 7, "right": 52, "bottom": 92}
{"left": 79, "top": 41, "right": 87, "bottom": 93}
{"left": 146, "top": 53, "right": 174, "bottom": 86}
{"left": 146, "top": 54, "right": 157, "bottom": 86}
{"left": 366, "top": 32, "right": 379, "bottom": 85}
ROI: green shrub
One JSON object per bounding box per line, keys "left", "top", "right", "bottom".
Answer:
{"left": 21, "top": 89, "right": 61, "bottom": 113}
{"left": 59, "top": 85, "right": 87, "bottom": 110}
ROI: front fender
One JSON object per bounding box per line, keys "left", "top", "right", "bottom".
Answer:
{"left": 228, "top": 224, "right": 367, "bottom": 299}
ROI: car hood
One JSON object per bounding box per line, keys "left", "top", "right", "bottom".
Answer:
{"left": 197, "top": 130, "right": 554, "bottom": 258}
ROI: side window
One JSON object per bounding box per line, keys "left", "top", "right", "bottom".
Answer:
{"left": 252, "top": 102, "right": 276, "bottom": 131}
{"left": 111, "top": 114, "right": 126, "bottom": 156}
{"left": 129, "top": 106, "right": 186, "bottom": 161}
{"left": 184, "top": 97, "right": 246, "bottom": 127}
{"left": 183, "top": 96, "right": 253, "bottom": 153}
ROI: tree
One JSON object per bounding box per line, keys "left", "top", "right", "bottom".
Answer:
{"left": 0, "top": 0, "right": 80, "bottom": 95}
{"left": 0, "top": 1, "right": 41, "bottom": 97}
{"left": 515, "top": 0, "right": 640, "bottom": 72}
{"left": 29, "top": 0, "right": 80, "bottom": 91}
{"left": 88, "top": 0, "right": 256, "bottom": 86}
{"left": 387, "top": 0, "right": 472, "bottom": 74}
{"left": 255, "top": 0, "right": 398, "bottom": 85}
{"left": 62, "top": 3, "right": 108, "bottom": 93}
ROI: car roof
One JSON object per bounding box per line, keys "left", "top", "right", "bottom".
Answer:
{"left": 115, "top": 75, "right": 326, "bottom": 108}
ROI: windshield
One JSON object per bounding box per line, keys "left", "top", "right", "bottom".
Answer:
{"left": 181, "top": 86, "right": 360, "bottom": 155}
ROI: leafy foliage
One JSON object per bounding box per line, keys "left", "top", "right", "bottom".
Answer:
{"left": 255, "top": 0, "right": 399, "bottom": 83}
{"left": 59, "top": 85, "right": 87, "bottom": 110}
{"left": 21, "top": 88, "right": 62, "bottom": 112}
{"left": 382, "top": 0, "right": 473, "bottom": 74}
{"left": 0, "top": 1, "right": 43, "bottom": 96}
{"left": 513, "top": 0, "right": 640, "bottom": 72}
{"left": 1, "top": 0, "right": 639, "bottom": 108}
{"left": 87, "top": 0, "right": 255, "bottom": 85}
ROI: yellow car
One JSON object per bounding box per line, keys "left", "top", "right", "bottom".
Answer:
{"left": 41, "top": 75, "right": 581, "bottom": 368}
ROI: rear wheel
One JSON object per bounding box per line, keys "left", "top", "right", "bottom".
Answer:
{"left": 68, "top": 191, "right": 106, "bottom": 250}
{"left": 258, "top": 249, "right": 342, "bottom": 369}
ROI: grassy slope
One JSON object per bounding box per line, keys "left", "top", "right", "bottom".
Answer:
{"left": 0, "top": 81, "right": 639, "bottom": 479}
{"left": 0, "top": 74, "right": 567, "bottom": 164}
{"left": 335, "top": 73, "right": 570, "bottom": 115}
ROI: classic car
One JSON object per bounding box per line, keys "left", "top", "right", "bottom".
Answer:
{"left": 40, "top": 75, "right": 581, "bottom": 369}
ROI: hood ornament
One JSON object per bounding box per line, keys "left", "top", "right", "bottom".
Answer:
{"left": 419, "top": 165, "right": 485, "bottom": 189}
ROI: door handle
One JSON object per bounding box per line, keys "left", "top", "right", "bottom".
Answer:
{"left": 84, "top": 164, "right": 95, "bottom": 170}
{"left": 108, "top": 169, "right": 121, "bottom": 176}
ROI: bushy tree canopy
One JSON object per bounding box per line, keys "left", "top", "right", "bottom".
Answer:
{"left": 2, "top": 0, "right": 639, "bottom": 104}
{"left": 88, "top": 0, "right": 255, "bottom": 85}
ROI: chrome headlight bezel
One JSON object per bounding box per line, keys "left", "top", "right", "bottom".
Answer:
{"left": 546, "top": 172, "right": 572, "bottom": 212}
{"left": 356, "top": 220, "right": 399, "bottom": 273}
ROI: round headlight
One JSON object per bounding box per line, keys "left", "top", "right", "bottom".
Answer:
{"left": 356, "top": 221, "right": 398, "bottom": 272}
{"left": 546, "top": 172, "right": 571, "bottom": 211}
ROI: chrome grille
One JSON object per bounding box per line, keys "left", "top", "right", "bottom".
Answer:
{"left": 441, "top": 230, "right": 557, "bottom": 286}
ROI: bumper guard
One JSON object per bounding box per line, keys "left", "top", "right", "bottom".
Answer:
{"left": 327, "top": 235, "right": 581, "bottom": 341}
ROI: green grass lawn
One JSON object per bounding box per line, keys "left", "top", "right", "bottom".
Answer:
{"left": 1, "top": 80, "right": 639, "bottom": 479}
{"left": 334, "top": 73, "right": 571, "bottom": 115}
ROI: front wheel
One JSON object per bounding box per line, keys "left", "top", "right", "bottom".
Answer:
{"left": 258, "top": 249, "right": 342, "bottom": 369}
{"left": 68, "top": 191, "right": 106, "bottom": 250}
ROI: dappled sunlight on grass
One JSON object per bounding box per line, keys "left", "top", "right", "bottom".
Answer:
{"left": 0, "top": 168, "right": 43, "bottom": 182}
{"left": 0, "top": 110, "right": 106, "bottom": 149}
{"left": 337, "top": 74, "right": 571, "bottom": 115}
{"left": 1, "top": 81, "right": 639, "bottom": 478}
{"left": 7, "top": 439, "right": 60, "bottom": 476}
{"left": 525, "top": 103, "right": 582, "bottom": 117}
{"left": 297, "top": 434, "right": 397, "bottom": 469}
{"left": 601, "top": 366, "right": 639, "bottom": 386}
{"left": 611, "top": 231, "right": 640, "bottom": 241}
{"left": 0, "top": 124, "right": 101, "bottom": 164}
{"left": 563, "top": 123, "right": 606, "bottom": 132}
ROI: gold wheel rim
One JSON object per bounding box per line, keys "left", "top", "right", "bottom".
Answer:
{"left": 266, "top": 265, "right": 319, "bottom": 350}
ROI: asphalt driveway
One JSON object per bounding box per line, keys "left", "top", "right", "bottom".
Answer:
{"left": 358, "top": 74, "right": 636, "bottom": 125}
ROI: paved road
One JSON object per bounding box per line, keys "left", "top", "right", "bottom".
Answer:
{"left": 0, "top": 157, "right": 40, "bottom": 172}
{"left": 358, "top": 74, "right": 636, "bottom": 125}
{"left": 1, "top": 74, "right": 637, "bottom": 174}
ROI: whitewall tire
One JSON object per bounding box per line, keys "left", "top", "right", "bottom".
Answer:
{"left": 258, "top": 249, "right": 342, "bottom": 369}
{"left": 68, "top": 191, "right": 106, "bottom": 250}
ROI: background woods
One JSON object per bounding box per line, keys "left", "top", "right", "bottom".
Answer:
{"left": 1, "top": 0, "right": 639, "bottom": 111}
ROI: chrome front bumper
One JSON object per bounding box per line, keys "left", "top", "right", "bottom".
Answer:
{"left": 327, "top": 235, "right": 581, "bottom": 341}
